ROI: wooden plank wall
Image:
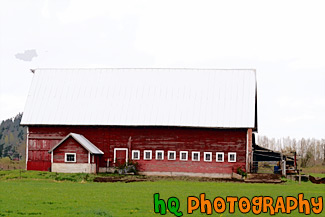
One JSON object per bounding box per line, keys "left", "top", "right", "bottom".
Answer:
{"left": 27, "top": 126, "right": 247, "bottom": 174}
{"left": 53, "top": 137, "right": 88, "bottom": 163}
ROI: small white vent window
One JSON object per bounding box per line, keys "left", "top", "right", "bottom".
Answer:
{"left": 144, "top": 150, "right": 152, "bottom": 160}
{"left": 180, "top": 151, "right": 188, "bottom": 161}
{"left": 132, "top": 150, "right": 140, "bottom": 160}
{"left": 168, "top": 151, "right": 176, "bottom": 160}
{"left": 192, "top": 152, "right": 200, "bottom": 161}
{"left": 65, "top": 153, "right": 76, "bottom": 162}
{"left": 216, "top": 152, "right": 224, "bottom": 162}
{"left": 204, "top": 152, "right": 212, "bottom": 162}
{"left": 228, "top": 152, "right": 237, "bottom": 162}
{"left": 156, "top": 150, "right": 164, "bottom": 160}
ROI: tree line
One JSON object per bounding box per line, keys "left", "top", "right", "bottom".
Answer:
{"left": 257, "top": 135, "right": 325, "bottom": 167}
{"left": 0, "top": 113, "right": 26, "bottom": 160}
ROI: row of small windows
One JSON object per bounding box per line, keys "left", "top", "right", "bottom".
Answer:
{"left": 131, "top": 150, "right": 237, "bottom": 162}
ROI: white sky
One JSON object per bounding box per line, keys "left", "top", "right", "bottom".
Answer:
{"left": 0, "top": 0, "right": 324, "bottom": 139}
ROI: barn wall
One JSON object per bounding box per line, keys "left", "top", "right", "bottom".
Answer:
{"left": 27, "top": 137, "right": 60, "bottom": 171}
{"left": 27, "top": 126, "right": 247, "bottom": 174}
{"left": 52, "top": 137, "right": 88, "bottom": 163}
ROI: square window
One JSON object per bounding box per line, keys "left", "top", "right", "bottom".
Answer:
{"left": 192, "top": 152, "right": 200, "bottom": 161}
{"left": 156, "top": 150, "right": 164, "bottom": 160}
{"left": 132, "top": 150, "right": 140, "bottom": 160}
{"left": 144, "top": 150, "right": 152, "bottom": 160}
{"left": 216, "top": 152, "right": 224, "bottom": 162}
{"left": 65, "top": 153, "right": 76, "bottom": 162}
{"left": 228, "top": 152, "right": 236, "bottom": 162}
{"left": 180, "top": 151, "right": 188, "bottom": 161}
{"left": 204, "top": 152, "right": 212, "bottom": 162}
{"left": 168, "top": 151, "right": 176, "bottom": 160}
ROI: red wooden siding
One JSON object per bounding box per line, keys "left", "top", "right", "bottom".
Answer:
{"left": 27, "top": 138, "right": 60, "bottom": 171}
{"left": 115, "top": 149, "right": 127, "bottom": 165}
{"left": 52, "top": 137, "right": 88, "bottom": 163}
{"left": 27, "top": 126, "right": 248, "bottom": 174}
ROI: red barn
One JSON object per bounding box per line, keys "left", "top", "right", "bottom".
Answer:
{"left": 21, "top": 68, "right": 257, "bottom": 177}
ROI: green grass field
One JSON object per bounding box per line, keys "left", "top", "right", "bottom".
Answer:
{"left": 0, "top": 170, "right": 324, "bottom": 217}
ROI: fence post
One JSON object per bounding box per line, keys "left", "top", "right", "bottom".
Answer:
{"left": 298, "top": 169, "right": 301, "bottom": 185}
{"left": 282, "top": 159, "right": 286, "bottom": 177}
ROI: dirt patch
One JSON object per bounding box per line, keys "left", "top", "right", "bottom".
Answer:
{"left": 142, "top": 175, "right": 245, "bottom": 183}
{"left": 309, "top": 175, "right": 325, "bottom": 184}
{"left": 93, "top": 176, "right": 148, "bottom": 183}
{"left": 93, "top": 174, "right": 247, "bottom": 183}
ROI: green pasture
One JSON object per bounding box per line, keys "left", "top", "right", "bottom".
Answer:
{"left": 0, "top": 170, "right": 324, "bottom": 217}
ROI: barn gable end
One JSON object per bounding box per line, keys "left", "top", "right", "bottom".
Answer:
{"left": 52, "top": 137, "right": 89, "bottom": 164}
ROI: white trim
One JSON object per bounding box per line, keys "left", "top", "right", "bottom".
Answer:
{"left": 51, "top": 152, "right": 53, "bottom": 163}
{"left": 144, "top": 150, "right": 152, "bottom": 160}
{"left": 132, "top": 150, "right": 140, "bottom": 160}
{"left": 113, "top": 148, "right": 128, "bottom": 163}
{"left": 168, "top": 151, "right": 176, "bottom": 160}
{"left": 216, "top": 152, "right": 224, "bottom": 162}
{"left": 204, "top": 152, "right": 212, "bottom": 162}
{"left": 65, "top": 153, "right": 76, "bottom": 163}
{"left": 48, "top": 133, "right": 103, "bottom": 154}
{"left": 155, "top": 150, "right": 164, "bottom": 160}
{"left": 192, "top": 152, "right": 200, "bottom": 161}
{"left": 88, "top": 152, "right": 90, "bottom": 164}
{"left": 228, "top": 152, "right": 237, "bottom": 162}
{"left": 180, "top": 151, "right": 188, "bottom": 161}
{"left": 246, "top": 129, "right": 249, "bottom": 172}
{"left": 26, "top": 127, "right": 29, "bottom": 169}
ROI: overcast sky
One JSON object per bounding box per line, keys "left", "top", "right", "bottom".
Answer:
{"left": 0, "top": 0, "right": 324, "bottom": 139}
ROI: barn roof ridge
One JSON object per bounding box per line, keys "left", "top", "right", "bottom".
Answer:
{"left": 48, "top": 133, "right": 104, "bottom": 154}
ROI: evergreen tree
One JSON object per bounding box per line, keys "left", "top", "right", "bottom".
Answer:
{"left": 0, "top": 113, "right": 26, "bottom": 160}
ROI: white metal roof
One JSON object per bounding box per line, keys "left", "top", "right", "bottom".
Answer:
{"left": 21, "top": 68, "right": 257, "bottom": 129}
{"left": 48, "top": 133, "right": 104, "bottom": 154}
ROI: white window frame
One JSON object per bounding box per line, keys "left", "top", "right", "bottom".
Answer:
{"left": 144, "top": 150, "right": 152, "bottom": 160}
{"left": 65, "top": 153, "right": 76, "bottom": 163}
{"left": 204, "top": 152, "right": 212, "bottom": 162}
{"left": 155, "top": 150, "right": 164, "bottom": 160}
{"left": 192, "top": 152, "right": 200, "bottom": 161}
{"left": 180, "top": 151, "right": 188, "bottom": 161}
{"left": 216, "top": 152, "right": 224, "bottom": 162}
{"left": 228, "top": 152, "right": 237, "bottom": 162}
{"left": 132, "top": 150, "right": 140, "bottom": 160}
{"left": 168, "top": 151, "right": 176, "bottom": 160}
{"left": 113, "top": 148, "right": 128, "bottom": 163}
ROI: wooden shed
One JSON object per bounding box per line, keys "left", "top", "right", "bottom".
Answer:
{"left": 48, "top": 133, "right": 103, "bottom": 173}
{"left": 21, "top": 68, "right": 258, "bottom": 177}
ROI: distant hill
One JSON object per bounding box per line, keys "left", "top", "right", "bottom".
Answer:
{"left": 0, "top": 113, "right": 26, "bottom": 160}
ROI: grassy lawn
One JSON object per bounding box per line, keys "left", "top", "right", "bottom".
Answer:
{"left": 301, "top": 165, "right": 325, "bottom": 175}
{"left": 0, "top": 171, "right": 324, "bottom": 217}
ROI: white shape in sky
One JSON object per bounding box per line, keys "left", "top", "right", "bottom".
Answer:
{"left": 15, "top": 49, "right": 38, "bottom": 62}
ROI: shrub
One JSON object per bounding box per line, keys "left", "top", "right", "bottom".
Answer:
{"left": 237, "top": 166, "right": 247, "bottom": 178}
{"left": 115, "top": 160, "right": 139, "bottom": 175}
